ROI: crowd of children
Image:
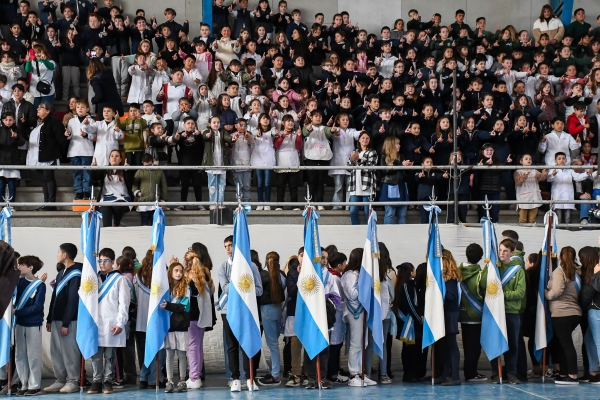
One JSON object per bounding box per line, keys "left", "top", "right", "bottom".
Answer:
{"left": 0, "top": 2, "right": 599, "bottom": 223}
{"left": 2, "top": 229, "right": 600, "bottom": 393}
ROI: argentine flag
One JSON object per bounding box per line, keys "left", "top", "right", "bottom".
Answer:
{"left": 358, "top": 211, "right": 384, "bottom": 358}
{"left": 144, "top": 208, "right": 170, "bottom": 367}
{"left": 480, "top": 217, "right": 508, "bottom": 360}
{"left": 76, "top": 210, "right": 102, "bottom": 360}
{"left": 422, "top": 205, "right": 446, "bottom": 350}
{"left": 534, "top": 211, "right": 557, "bottom": 361}
{"left": 0, "top": 206, "right": 13, "bottom": 245}
{"left": 0, "top": 291, "right": 14, "bottom": 367}
{"left": 294, "top": 207, "right": 329, "bottom": 359}
{"left": 227, "top": 207, "right": 262, "bottom": 357}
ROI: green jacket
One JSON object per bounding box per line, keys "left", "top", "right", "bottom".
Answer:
{"left": 551, "top": 55, "right": 592, "bottom": 76}
{"left": 458, "top": 263, "right": 484, "bottom": 323}
{"left": 480, "top": 259, "right": 526, "bottom": 314}
{"left": 132, "top": 169, "right": 168, "bottom": 202}
{"left": 201, "top": 129, "right": 232, "bottom": 167}
{"left": 116, "top": 117, "right": 147, "bottom": 153}
{"left": 512, "top": 250, "right": 527, "bottom": 313}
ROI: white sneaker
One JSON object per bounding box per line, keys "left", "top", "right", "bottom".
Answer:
{"left": 186, "top": 378, "right": 202, "bottom": 389}
{"left": 348, "top": 376, "right": 362, "bottom": 387}
{"left": 275, "top": 208, "right": 283, "bottom": 211}
{"left": 293, "top": 208, "right": 301, "bottom": 211}
{"left": 246, "top": 379, "right": 259, "bottom": 391}
{"left": 364, "top": 376, "right": 377, "bottom": 386}
{"left": 317, "top": 206, "right": 325, "bottom": 211}
{"left": 256, "top": 206, "right": 264, "bottom": 211}
{"left": 227, "top": 379, "right": 233, "bottom": 387}
{"left": 264, "top": 206, "right": 271, "bottom": 210}
{"left": 59, "top": 382, "right": 79, "bottom": 393}
{"left": 43, "top": 382, "right": 65, "bottom": 393}
{"left": 230, "top": 380, "right": 241, "bottom": 392}
{"left": 241, "top": 381, "right": 248, "bottom": 389}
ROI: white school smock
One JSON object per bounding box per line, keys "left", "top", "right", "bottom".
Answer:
{"left": 515, "top": 169, "right": 543, "bottom": 209}
{"left": 329, "top": 128, "right": 361, "bottom": 176}
{"left": 83, "top": 119, "right": 123, "bottom": 166}
{"left": 538, "top": 130, "right": 581, "bottom": 166}
{"left": 134, "top": 275, "right": 150, "bottom": 332}
{"left": 163, "top": 83, "right": 187, "bottom": 120}
{"left": 231, "top": 133, "right": 254, "bottom": 171}
{"left": 0, "top": 65, "right": 21, "bottom": 89}
{"left": 66, "top": 116, "right": 96, "bottom": 157}
{"left": 250, "top": 128, "right": 275, "bottom": 166}
{"left": 329, "top": 272, "right": 345, "bottom": 346}
{"left": 275, "top": 133, "right": 300, "bottom": 169}
{"left": 182, "top": 67, "right": 203, "bottom": 95}
{"left": 97, "top": 273, "right": 131, "bottom": 347}
{"left": 303, "top": 125, "right": 333, "bottom": 161}
{"left": 127, "top": 65, "right": 152, "bottom": 104}
{"left": 150, "top": 69, "right": 171, "bottom": 106}
{"left": 547, "top": 168, "right": 590, "bottom": 209}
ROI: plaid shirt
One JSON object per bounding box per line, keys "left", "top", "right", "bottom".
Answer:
{"left": 347, "top": 149, "right": 378, "bottom": 193}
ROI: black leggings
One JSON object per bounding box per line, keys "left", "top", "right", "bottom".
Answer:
{"left": 551, "top": 315, "right": 581, "bottom": 375}
{"left": 125, "top": 152, "right": 143, "bottom": 182}
{"left": 180, "top": 170, "right": 202, "bottom": 202}
{"left": 440, "top": 333, "right": 460, "bottom": 381}
{"left": 99, "top": 202, "right": 129, "bottom": 227}
{"left": 276, "top": 171, "right": 301, "bottom": 203}
{"left": 304, "top": 159, "right": 328, "bottom": 202}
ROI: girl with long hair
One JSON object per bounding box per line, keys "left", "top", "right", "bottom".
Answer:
{"left": 439, "top": 249, "right": 461, "bottom": 386}
{"left": 578, "top": 246, "right": 600, "bottom": 383}
{"left": 380, "top": 136, "right": 412, "bottom": 224}
{"left": 134, "top": 249, "right": 156, "bottom": 388}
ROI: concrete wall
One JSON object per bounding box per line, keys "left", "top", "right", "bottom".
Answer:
{"left": 27, "top": 0, "right": 600, "bottom": 39}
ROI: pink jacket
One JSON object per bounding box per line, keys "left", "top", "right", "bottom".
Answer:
{"left": 272, "top": 89, "right": 302, "bottom": 112}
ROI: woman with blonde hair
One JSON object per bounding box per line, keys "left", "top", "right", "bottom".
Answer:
{"left": 380, "top": 136, "right": 412, "bottom": 224}
{"left": 25, "top": 43, "right": 56, "bottom": 107}
{"left": 439, "top": 249, "right": 461, "bottom": 386}
{"left": 183, "top": 251, "right": 214, "bottom": 389}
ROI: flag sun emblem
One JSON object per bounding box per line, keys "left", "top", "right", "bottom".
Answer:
{"left": 81, "top": 277, "right": 97, "bottom": 296}
{"left": 426, "top": 273, "right": 435, "bottom": 289}
{"left": 374, "top": 280, "right": 381, "bottom": 295}
{"left": 151, "top": 282, "right": 162, "bottom": 296}
{"left": 486, "top": 279, "right": 502, "bottom": 298}
{"left": 237, "top": 274, "right": 254, "bottom": 293}
{"left": 300, "top": 274, "right": 321, "bottom": 296}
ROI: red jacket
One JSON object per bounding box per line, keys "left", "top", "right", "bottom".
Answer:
{"left": 566, "top": 113, "right": 589, "bottom": 139}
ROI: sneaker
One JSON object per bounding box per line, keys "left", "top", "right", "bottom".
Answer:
{"left": 507, "top": 375, "right": 520, "bottom": 385}
{"left": 467, "top": 374, "right": 488, "bottom": 382}
{"left": 363, "top": 375, "right": 377, "bottom": 386}
{"left": 173, "top": 206, "right": 185, "bottom": 211}
{"left": 197, "top": 206, "right": 206, "bottom": 211}
{"left": 264, "top": 206, "right": 271, "bottom": 210}
{"left": 257, "top": 376, "right": 280, "bottom": 386}
{"left": 230, "top": 380, "right": 241, "bottom": 392}
{"left": 185, "top": 378, "right": 202, "bottom": 389}
{"left": 87, "top": 382, "right": 102, "bottom": 394}
{"left": 578, "top": 373, "right": 591, "bottom": 383}
{"left": 379, "top": 374, "right": 392, "bottom": 384}
{"left": 111, "top": 380, "right": 125, "bottom": 388}
{"left": 348, "top": 376, "right": 362, "bottom": 387}
{"left": 59, "top": 382, "right": 79, "bottom": 393}
{"left": 491, "top": 375, "right": 500, "bottom": 384}
{"left": 176, "top": 381, "right": 187, "bottom": 392}
{"left": 441, "top": 378, "right": 461, "bottom": 386}
{"left": 555, "top": 376, "right": 579, "bottom": 385}
{"left": 305, "top": 379, "right": 317, "bottom": 389}
{"left": 275, "top": 208, "right": 283, "bottom": 211}
{"left": 321, "top": 379, "right": 332, "bottom": 389}
{"left": 75, "top": 192, "right": 83, "bottom": 200}
{"left": 241, "top": 381, "right": 247, "bottom": 390}
{"left": 43, "top": 382, "right": 65, "bottom": 393}
{"left": 589, "top": 374, "right": 600, "bottom": 384}
{"left": 256, "top": 206, "right": 264, "bottom": 211}
{"left": 332, "top": 206, "right": 342, "bottom": 210}
{"left": 547, "top": 370, "right": 560, "bottom": 379}
{"left": 139, "top": 381, "right": 148, "bottom": 389}
{"left": 301, "top": 375, "right": 309, "bottom": 385}
{"left": 17, "top": 388, "right": 28, "bottom": 396}
{"left": 286, "top": 375, "right": 300, "bottom": 387}
{"left": 24, "top": 389, "right": 41, "bottom": 396}
{"left": 293, "top": 208, "right": 301, "bottom": 211}
{"left": 317, "top": 206, "right": 325, "bottom": 211}
{"left": 246, "top": 379, "right": 259, "bottom": 391}
{"left": 227, "top": 379, "right": 233, "bottom": 388}
{"left": 103, "top": 381, "right": 113, "bottom": 394}
{"left": 165, "top": 382, "right": 174, "bottom": 393}
{"left": 330, "top": 373, "right": 348, "bottom": 383}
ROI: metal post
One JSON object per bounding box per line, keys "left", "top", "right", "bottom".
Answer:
{"left": 542, "top": 211, "right": 554, "bottom": 383}
{"left": 452, "top": 69, "right": 459, "bottom": 225}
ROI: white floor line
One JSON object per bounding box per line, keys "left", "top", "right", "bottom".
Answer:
{"left": 505, "top": 385, "right": 551, "bottom": 400}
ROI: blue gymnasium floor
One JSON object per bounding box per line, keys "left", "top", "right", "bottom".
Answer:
{"left": 29, "top": 376, "right": 600, "bottom": 400}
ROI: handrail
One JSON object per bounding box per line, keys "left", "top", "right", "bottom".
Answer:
{"left": 3, "top": 165, "right": 597, "bottom": 170}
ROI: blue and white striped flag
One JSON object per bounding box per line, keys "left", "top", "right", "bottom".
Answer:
{"left": 0, "top": 207, "right": 12, "bottom": 245}
{"left": 144, "top": 208, "right": 170, "bottom": 367}
{"left": 534, "top": 211, "right": 557, "bottom": 361}
{"left": 0, "top": 290, "right": 15, "bottom": 367}
{"left": 358, "top": 211, "right": 384, "bottom": 358}
{"left": 227, "top": 207, "right": 262, "bottom": 357}
{"left": 480, "top": 216, "right": 508, "bottom": 360}
{"left": 422, "top": 205, "right": 446, "bottom": 350}
{"left": 294, "top": 207, "right": 329, "bottom": 359}
{"left": 76, "top": 210, "right": 102, "bottom": 360}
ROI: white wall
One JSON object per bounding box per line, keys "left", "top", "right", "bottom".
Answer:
{"left": 28, "top": 0, "right": 600, "bottom": 39}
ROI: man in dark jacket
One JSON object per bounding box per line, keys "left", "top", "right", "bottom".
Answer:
{"left": 28, "top": 101, "right": 67, "bottom": 210}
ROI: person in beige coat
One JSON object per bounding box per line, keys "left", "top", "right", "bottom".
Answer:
{"left": 533, "top": 4, "right": 565, "bottom": 44}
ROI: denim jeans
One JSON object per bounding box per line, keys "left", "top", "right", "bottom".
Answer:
{"left": 579, "top": 202, "right": 593, "bottom": 222}
{"left": 207, "top": 173, "right": 226, "bottom": 205}
{"left": 255, "top": 169, "right": 272, "bottom": 202}
{"left": 71, "top": 156, "right": 93, "bottom": 194}
{"left": 588, "top": 309, "right": 600, "bottom": 369}
{"left": 33, "top": 94, "right": 55, "bottom": 108}
{"left": 260, "top": 303, "right": 282, "bottom": 378}
{"left": 332, "top": 175, "right": 349, "bottom": 208}
{"left": 384, "top": 205, "right": 407, "bottom": 224}
{"left": 140, "top": 211, "right": 153, "bottom": 226}
{"left": 349, "top": 195, "right": 369, "bottom": 225}
{"left": 135, "top": 332, "right": 165, "bottom": 383}
{"left": 584, "top": 325, "right": 599, "bottom": 372}
{"left": 233, "top": 171, "right": 251, "bottom": 202}
{"left": 0, "top": 177, "right": 17, "bottom": 202}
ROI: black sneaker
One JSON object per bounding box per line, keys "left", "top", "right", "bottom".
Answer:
{"left": 87, "top": 382, "right": 102, "bottom": 394}
{"left": 507, "top": 375, "right": 520, "bottom": 384}
{"left": 111, "top": 380, "right": 125, "bottom": 388}
{"left": 25, "top": 389, "right": 41, "bottom": 396}
{"left": 75, "top": 193, "right": 83, "bottom": 200}
{"left": 17, "top": 388, "right": 28, "bottom": 396}
{"left": 305, "top": 379, "right": 317, "bottom": 389}
{"left": 139, "top": 381, "right": 148, "bottom": 389}
{"left": 257, "top": 376, "right": 281, "bottom": 386}
{"left": 321, "top": 379, "right": 332, "bottom": 389}
{"left": 578, "top": 373, "right": 591, "bottom": 383}
{"left": 491, "top": 375, "right": 500, "bottom": 384}
{"left": 103, "top": 381, "right": 114, "bottom": 394}
{"left": 555, "top": 376, "right": 579, "bottom": 385}
{"left": 589, "top": 374, "right": 600, "bottom": 384}
{"left": 441, "top": 377, "right": 461, "bottom": 386}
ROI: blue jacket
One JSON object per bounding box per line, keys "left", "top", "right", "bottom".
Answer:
{"left": 14, "top": 277, "right": 46, "bottom": 327}
{"left": 47, "top": 263, "right": 83, "bottom": 327}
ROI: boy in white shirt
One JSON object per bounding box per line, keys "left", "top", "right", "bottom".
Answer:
{"left": 87, "top": 248, "right": 130, "bottom": 395}
{"left": 141, "top": 100, "right": 166, "bottom": 129}
{"left": 496, "top": 56, "right": 530, "bottom": 95}
{"left": 82, "top": 105, "right": 124, "bottom": 166}
{"left": 374, "top": 42, "right": 398, "bottom": 79}
{"left": 182, "top": 55, "right": 203, "bottom": 97}
{"left": 65, "top": 99, "right": 96, "bottom": 199}
{"left": 547, "top": 152, "right": 592, "bottom": 224}
{"left": 538, "top": 118, "right": 581, "bottom": 166}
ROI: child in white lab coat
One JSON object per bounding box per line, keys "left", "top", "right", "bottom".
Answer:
{"left": 82, "top": 105, "right": 123, "bottom": 166}
{"left": 127, "top": 53, "right": 154, "bottom": 104}
{"left": 547, "top": 152, "right": 592, "bottom": 224}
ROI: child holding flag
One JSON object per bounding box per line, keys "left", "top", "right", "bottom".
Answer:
{"left": 88, "top": 249, "right": 131, "bottom": 395}
{"left": 14, "top": 256, "right": 45, "bottom": 396}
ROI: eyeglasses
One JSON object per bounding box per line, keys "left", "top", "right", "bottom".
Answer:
{"left": 98, "top": 259, "right": 113, "bottom": 264}
{"left": 37, "top": 106, "right": 47, "bottom": 110}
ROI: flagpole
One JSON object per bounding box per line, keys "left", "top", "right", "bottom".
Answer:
{"left": 431, "top": 345, "right": 434, "bottom": 386}
{"left": 542, "top": 210, "right": 553, "bottom": 383}
{"left": 155, "top": 357, "right": 159, "bottom": 393}
{"left": 498, "top": 358, "right": 503, "bottom": 384}
{"left": 7, "top": 346, "right": 12, "bottom": 396}
{"left": 361, "top": 309, "right": 366, "bottom": 387}
{"left": 79, "top": 355, "right": 85, "bottom": 394}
